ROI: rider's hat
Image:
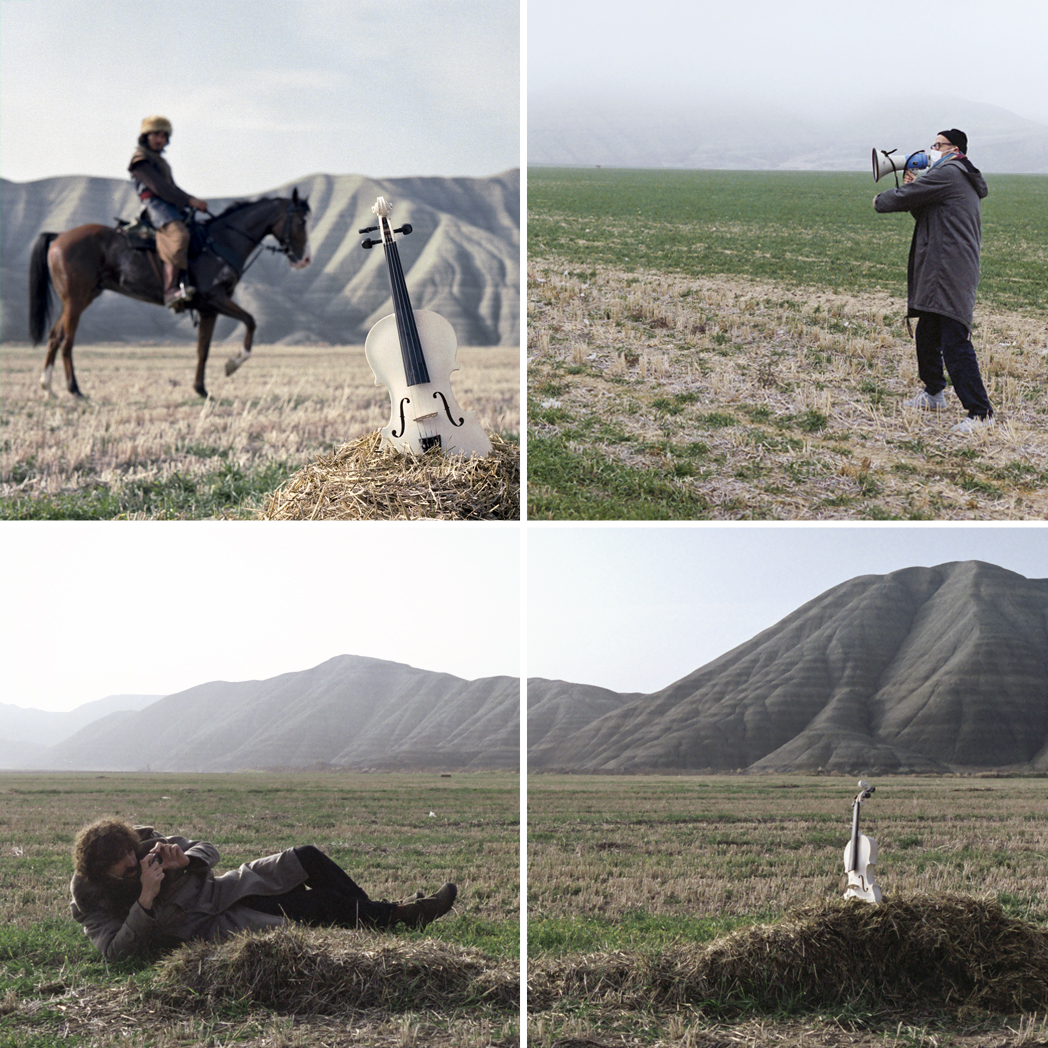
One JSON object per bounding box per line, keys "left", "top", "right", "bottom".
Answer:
{"left": 140, "top": 115, "right": 172, "bottom": 136}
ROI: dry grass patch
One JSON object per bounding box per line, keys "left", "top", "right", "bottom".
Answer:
{"left": 528, "top": 260, "right": 1048, "bottom": 519}
{"left": 261, "top": 431, "right": 519, "bottom": 520}
{"left": 528, "top": 895, "right": 1048, "bottom": 1019}
{"left": 151, "top": 926, "right": 518, "bottom": 1014}
{"left": 0, "top": 341, "right": 518, "bottom": 517}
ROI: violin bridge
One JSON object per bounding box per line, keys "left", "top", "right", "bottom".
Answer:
{"left": 413, "top": 410, "right": 439, "bottom": 421}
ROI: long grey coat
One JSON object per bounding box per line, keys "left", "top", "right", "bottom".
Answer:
{"left": 874, "top": 155, "right": 988, "bottom": 329}
{"left": 70, "top": 828, "right": 307, "bottom": 961}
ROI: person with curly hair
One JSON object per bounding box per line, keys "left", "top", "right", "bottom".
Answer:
{"left": 71, "top": 818, "right": 457, "bottom": 961}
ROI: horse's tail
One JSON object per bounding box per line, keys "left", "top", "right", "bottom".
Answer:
{"left": 29, "top": 232, "right": 59, "bottom": 345}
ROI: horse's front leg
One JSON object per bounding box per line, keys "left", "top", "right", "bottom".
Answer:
{"left": 194, "top": 311, "right": 217, "bottom": 398}
{"left": 204, "top": 294, "right": 257, "bottom": 378}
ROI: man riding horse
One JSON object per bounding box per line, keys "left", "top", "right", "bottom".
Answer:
{"left": 129, "top": 115, "right": 209, "bottom": 309}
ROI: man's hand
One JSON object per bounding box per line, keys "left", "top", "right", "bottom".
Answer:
{"left": 903, "top": 170, "right": 916, "bottom": 184}
{"left": 188, "top": 197, "right": 209, "bottom": 212}
{"left": 138, "top": 853, "right": 165, "bottom": 910}
{"left": 148, "top": 842, "right": 189, "bottom": 870}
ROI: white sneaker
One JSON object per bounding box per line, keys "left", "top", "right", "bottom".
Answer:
{"left": 904, "top": 389, "right": 948, "bottom": 411}
{"left": 950, "top": 414, "right": 995, "bottom": 434}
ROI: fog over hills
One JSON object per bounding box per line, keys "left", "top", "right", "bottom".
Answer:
{"left": 529, "top": 561, "right": 1048, "bottom": 775}
{"left": 0, "top": 170, "right": 519, "bottom": 346}
{"left": 528, "top": 95, "right": 1048, "bottom": 173}
{"left": 10, "top": 655, "right": 519, "bottom": 772}
{"left": 0, "top": 693, "right": 161, "bottom": 769}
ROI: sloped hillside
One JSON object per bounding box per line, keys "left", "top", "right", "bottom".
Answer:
{"left": 1, "top": 170, "right": 519, "bottom": 346}
{"left": 528, "top": 561, "right": 1048, "bottom": 774}
{"left": 25, "top": 655, "right": 519, "bottom": 772}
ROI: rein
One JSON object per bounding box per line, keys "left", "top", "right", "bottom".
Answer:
{"left": 199, "top": 197, "right": 305, "bottom": 277}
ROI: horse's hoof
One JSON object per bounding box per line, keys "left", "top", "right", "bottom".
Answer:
{"left": 225, "top": 350, "right": 250, "bottom": 376}
{"left": 194, "top": 384, "right": 207, "bottom": 398}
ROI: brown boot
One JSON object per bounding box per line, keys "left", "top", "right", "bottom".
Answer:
{"left": 392, "top": 883, "right": 457, "bottom": 929}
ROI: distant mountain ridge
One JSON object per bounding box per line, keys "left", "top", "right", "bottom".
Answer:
{"left": 528, "top": 95, "right": 1048, "bottom": 173}
{"left": 0, "top": 170, "right": 519, "bottom": 346}
{"left": 0, "top": 693, "right": 161, "bottom": 768}
{"left": 529, "top": 561, "right": 1048, "bottom": 775}
{"left": 13, "top": 655, "right": 519, "bottom": 772}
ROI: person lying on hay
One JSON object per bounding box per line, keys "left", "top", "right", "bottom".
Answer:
{"left": 70, "top": 818, "right": 457, "bottom": 961}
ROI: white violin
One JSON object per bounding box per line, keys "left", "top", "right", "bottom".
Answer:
{"left": 360, "top": 197, "right": 491, "bottom": 458}
{"left": 842, "top": 780, "right": 882, "bottom": 904}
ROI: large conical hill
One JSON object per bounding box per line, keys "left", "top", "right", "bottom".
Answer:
{"left": 528, "top": 562, "right": 1048, "bottom": 774}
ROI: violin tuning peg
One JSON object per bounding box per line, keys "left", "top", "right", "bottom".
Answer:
{"left": 361, "top": 238, "right": 375, "bottom": 250}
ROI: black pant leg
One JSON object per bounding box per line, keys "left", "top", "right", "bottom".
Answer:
{"left": 239, "top": 887, "right": 396, "bottom": 929}
{"left": 914, "top": 313, "right": 947, "bottom": 395}
{"left": 939, "top": 316, "right": 993, "bottom": 417}
{"left": 293, "top": 845, "right": 370, "bottom": 899}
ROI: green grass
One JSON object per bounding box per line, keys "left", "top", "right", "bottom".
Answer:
{"left": 527, "top": 432, "right": 712, "bottom": 519}
{"left": 0, "top": 771, "right": 519, "bottom": 1047}
{"left": 528, "top": 168, "right": 1048, "bottom": 315}
{"left": 0, "top": 459, "right": 296, "bottom": 520}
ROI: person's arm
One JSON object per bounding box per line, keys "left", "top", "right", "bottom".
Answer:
{"left": 130, "top": 160, "right": 207, "bottom": 212}
{"left": 874, "top": 163, "right": 954, "bottom": 213}
{"left": 69, "top": 854, "right": 166, "bottom": 962}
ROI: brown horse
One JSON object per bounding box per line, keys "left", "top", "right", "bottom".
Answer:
{"left": 29, "top": 190, "right": 311, "bottom": 398}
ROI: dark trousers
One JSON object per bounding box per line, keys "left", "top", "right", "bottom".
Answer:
{"left": 240, "top": 846, "right": 396, "bottom": 929}
{"left": 914, "top": 312, "right": 993, "bottom": 418}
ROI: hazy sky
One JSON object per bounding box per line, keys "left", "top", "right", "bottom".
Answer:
{"left": 3, "top": 524, "right": 520, "bottom": 712}
{"left": 528, "top": 525, "right": 1048, "bottom": 694}
{"left": 528, "top": 0, "right": 1048, "bottom": 126}
{"left": 0, "top": 0, "right": 519, "bottom": 196}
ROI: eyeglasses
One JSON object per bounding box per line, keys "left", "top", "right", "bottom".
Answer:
{"left": 931, "top": 141, "right": 953, "bottom": 151}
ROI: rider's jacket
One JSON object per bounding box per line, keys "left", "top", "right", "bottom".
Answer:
{"left": 129, "top": 145, "right": 193, "bottom": 226}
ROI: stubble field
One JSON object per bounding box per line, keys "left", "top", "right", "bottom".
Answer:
{"left": 527, "top": 169, "right": 1048, "bottom": 520}
{"left": 0, "top": 771, "right": 520, "bottom": 1047}
{"left": 0, "top": 341, "right": 519, "bottom": 519}
{"left": 527, "top": 774, "right": 1048, "bottom": 1047}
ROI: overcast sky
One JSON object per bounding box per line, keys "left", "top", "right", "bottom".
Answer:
{"left": 528, "top": 525, "right": 1048, "bottom": 694}
{"left": 0, "top": 0, "right": 519, "bottom": 196}
{"left": 3, "top": 524, "right": 520, "bottom": 712}
{"left": 528, "top": 0, "right": 1048, "bottom": 126}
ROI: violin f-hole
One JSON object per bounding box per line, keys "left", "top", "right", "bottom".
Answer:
{"left": 391, "top": 397, "right": 411, "bottom": 439}
{"left": 433, "top": 391, "right": 465, "bottom": 428}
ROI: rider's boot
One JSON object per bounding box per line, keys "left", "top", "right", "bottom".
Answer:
{"left": 162, "top": 262, "right": 194, "bottom": 310}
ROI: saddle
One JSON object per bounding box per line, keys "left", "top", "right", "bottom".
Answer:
{"left": 114, "top": 209, "right": 158, "bottom": 252}
{"left": 115, "top": 209, "right": 210, "bottom": 258}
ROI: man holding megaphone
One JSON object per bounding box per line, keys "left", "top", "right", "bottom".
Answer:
{"left": 874, "top": 130, "right": 994, "bottom": 433}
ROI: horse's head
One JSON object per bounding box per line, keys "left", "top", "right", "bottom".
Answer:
{"left": 277, "top": 188, "right": 312, "bottom": 269}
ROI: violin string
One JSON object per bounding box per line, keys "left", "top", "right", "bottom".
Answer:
{"left": 382, "top": 214, "right": 436, "bottom": 451}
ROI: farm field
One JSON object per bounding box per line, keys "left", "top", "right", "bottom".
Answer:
{"left": 0, "top": 771, "right": 520, "bottom": 1047}
{"left": 0, "top": 341, "right": 519, "bottom": 519}
{"left": 527, "top": 168, "right": 1048, "bottom": 520}
{"left": 527, "top": 774, "right": 1048, "bottom": 1047}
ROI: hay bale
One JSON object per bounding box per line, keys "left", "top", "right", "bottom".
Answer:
{"left": 528, "top": 895, "right": 1048, "bottom": 1016}
{"left": 260, "top": 432, "right": 519, "bottom": 520}
{"left": 151, "top": 926, "right": 518, "bottom": 1015}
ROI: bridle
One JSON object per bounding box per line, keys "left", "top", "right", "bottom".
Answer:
{"left": 200, "top": 197, "right": 310, "bottom": 277}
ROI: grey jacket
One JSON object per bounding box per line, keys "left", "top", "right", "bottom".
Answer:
{"left": 70, "top": 828, "right": 307, "bottom": 961}
{"left": 874, "top": 155, "right": 989, "bottom": 329}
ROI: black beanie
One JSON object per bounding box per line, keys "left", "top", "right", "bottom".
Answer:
{"left": 939, "top": 129, "right": 968, "bottom": 154}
